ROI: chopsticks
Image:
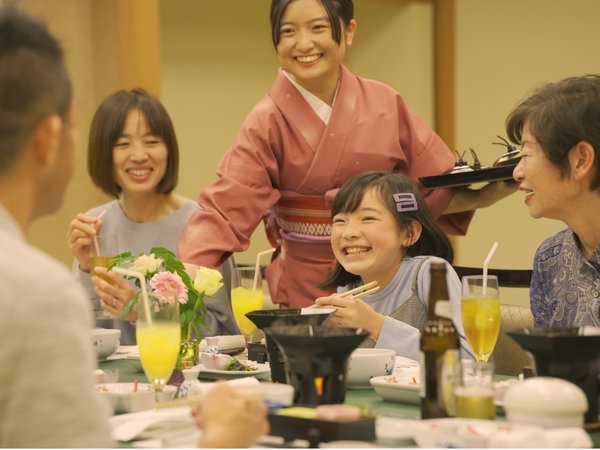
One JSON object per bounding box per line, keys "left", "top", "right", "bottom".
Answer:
{"left": 339, "top": 280, "right": 380, "bottom": 299}
{"left": 307, "top": 280, "right": 380, "bottom": 309}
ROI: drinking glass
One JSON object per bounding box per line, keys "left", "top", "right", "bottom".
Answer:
{"left": 89, "top": 236, "right": 115, "bottom": 319}
{"left": 455, "top": 359, "right": 496, "bottom": 420}
{"left": 461, "top": 275, "right": 501, "bottom": 363}
{"left": 136, "top": 299, "right": 180, "bottom": 392}
{"left": 231, "top": 267, "right": 264, "bottom": 345}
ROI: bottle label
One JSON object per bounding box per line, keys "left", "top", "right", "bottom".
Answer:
{"left": 419, "top": 351, "right": 426, "bottom": 398}
{"left": 440, "top": 349, "right": 459, "bottom": 416}
{"left": 434, "top": 300, "right": 452, "bottom": 319}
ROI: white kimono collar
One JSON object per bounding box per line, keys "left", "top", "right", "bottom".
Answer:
{"left": 281, "top": 69, "right": 339, "bottom": 124}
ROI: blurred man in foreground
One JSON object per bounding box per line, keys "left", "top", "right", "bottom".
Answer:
{"left": 0, "top": 5, "right": 267, "bottom": 447}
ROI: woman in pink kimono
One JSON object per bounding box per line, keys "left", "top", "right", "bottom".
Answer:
{"left": 180, "top": 0, "right": 514, "bottom": 308}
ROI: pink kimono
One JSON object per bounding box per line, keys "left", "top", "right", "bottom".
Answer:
{"left": 180, "top": 65, "right": 473, "bottom": 308}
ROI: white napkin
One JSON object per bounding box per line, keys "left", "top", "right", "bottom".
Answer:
{"left": 110, "top": 377, "right": 261, "bottom": 442}
{"left": 488, "top": 427, "right": 592, "bottom": 448}
{"left": 106, "top": 345, "right": 139, "bottom": 361}
{"left": 110, "top": 406, "right": 194, "bottom": 442}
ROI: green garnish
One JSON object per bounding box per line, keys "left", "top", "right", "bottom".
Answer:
{"left": 225, "top": 357, "right": 258, "bottom": 372}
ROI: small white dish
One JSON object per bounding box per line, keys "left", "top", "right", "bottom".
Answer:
{"left": 91, "top": 328, "right": 121, "bottom": 359}
{"left": 95, "top": 382, "right": 155, "bottom": 414}
{"left": 370, "top": 374, "right": 419, "bottom": 404}
{"left": 196, "top": 361, "right": 271, "bottom": 380}
{"left": 346, "top": 348, "right": 396, "bottom": 389}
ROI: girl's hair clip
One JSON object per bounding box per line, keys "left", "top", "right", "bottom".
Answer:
{"left": 393, "top": 193, "right": 418, "bottom": 213}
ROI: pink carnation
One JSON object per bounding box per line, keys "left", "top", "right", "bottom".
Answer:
{"left": 149, "top": 271, "right": 188, "bottom": 305}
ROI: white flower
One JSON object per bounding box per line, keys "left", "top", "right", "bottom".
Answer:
{"left": 194, "top": 266, "right": 223, "bottom": 296}
{"left": 131, "top": 254, "right": 162, "bottom": 276}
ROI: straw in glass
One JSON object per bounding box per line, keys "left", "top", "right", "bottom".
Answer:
{"left": 482, "top": 241, "right": 499, "bottom": 296}
{"left": 253, "top": 248, "right": 276, "bottom": 290}
{"left": 91, "top": 209, "right": 106, "bottom": 256}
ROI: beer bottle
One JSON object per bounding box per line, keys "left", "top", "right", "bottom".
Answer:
{"left": 420, "top": 262, "right": 460, "bottom": 419}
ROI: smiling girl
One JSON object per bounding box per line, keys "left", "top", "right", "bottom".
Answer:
{"left": 315, "top": 171, "right": 470, "bottom": 359}
{"left": 67, "top": 88, "right": 237, "bottom": 344}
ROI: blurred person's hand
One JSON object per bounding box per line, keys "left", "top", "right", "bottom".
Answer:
{"left": 194, "top": 383, "right": 269, "bottom": 448}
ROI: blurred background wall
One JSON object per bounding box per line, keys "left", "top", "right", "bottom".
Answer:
{"left": 12, "top": 0, "right": 600, "bottom": 307}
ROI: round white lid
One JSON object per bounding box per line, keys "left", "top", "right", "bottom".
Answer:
{"left": 503, "top": 377, "right": 588, "bottom": 414}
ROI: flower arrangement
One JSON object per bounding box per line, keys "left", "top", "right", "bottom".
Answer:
{"left": 114, "top": 247, "right": 223, "bottom": 344}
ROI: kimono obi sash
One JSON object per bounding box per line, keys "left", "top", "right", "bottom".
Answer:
{"left": 275, "top": 194, "right": 333, "bottom": 243}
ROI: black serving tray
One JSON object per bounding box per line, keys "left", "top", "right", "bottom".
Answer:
{"left": 420, "top": 163, "right": 518, "bottom": 189}
{"left": 268, "top": 412, "right": 376, "bottom": 448}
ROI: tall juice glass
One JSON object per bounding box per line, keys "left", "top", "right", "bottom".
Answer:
{"left": 461, "top": 275, "right": 501, "bottom": 363}
{"left": 231, "top": 267, "right": 264, "bottom": 345}
{"left": 136, "top": 300, "right": 180, "bottom": 392}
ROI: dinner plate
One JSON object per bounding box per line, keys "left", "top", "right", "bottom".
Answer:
{"left": 419, "top": 163, "right": 517, "bottom": 189}
{"left": 197, "top": 362, "right": 271, "bottom": 380}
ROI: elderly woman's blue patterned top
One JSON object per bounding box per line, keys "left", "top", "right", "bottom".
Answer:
{"left": 530, "top": 228, "right": 600, "bottom": 327}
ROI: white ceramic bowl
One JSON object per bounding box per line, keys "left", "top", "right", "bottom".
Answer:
{"left": 90, "top": 328, "right": 121, "bottom": 359}
{"left": 503, "top": 377, "right": 588, "bottom": 428}
{"left": 346, "top": 348, "right": 396, "bottom": 388}
{"left": 95, "top": 382, "right": 155, "bottom": 413}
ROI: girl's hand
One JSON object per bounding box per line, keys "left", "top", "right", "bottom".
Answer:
{"left": 92, "top": 267, "right": 137, "bottom": 320}
{"left": 67, "top": 213, "right": 103, "bottom": 272}
{"left": 315, "top": 294, "right": 385, "bottom": 340}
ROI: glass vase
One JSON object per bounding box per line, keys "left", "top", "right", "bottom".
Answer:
{"left": 177, "top": 338, "right": 199, "bottom": 370}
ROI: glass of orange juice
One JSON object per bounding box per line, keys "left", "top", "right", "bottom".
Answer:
{"left": 136, "top": 299, "right": 180, "bottom": 393}
{"left": 231, "top": 267, "right": 264, "bottom": 345}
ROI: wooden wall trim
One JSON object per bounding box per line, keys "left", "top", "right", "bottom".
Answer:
{"left": 116, "top": 0, "right": 161, "bottom": 96}
{"left": 433, "top": 0, "right": 455, "bottom": 149}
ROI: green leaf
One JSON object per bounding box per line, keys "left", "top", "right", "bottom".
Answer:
{"left": 120, "top": 296, "right": 137, "bottom": 320}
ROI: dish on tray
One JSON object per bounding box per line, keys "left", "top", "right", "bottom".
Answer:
{"left": 419, "top": 163, "right": 517, "bottom": 189}
{"left": 197, "top": 361, "right": 271, "bottom": 380}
